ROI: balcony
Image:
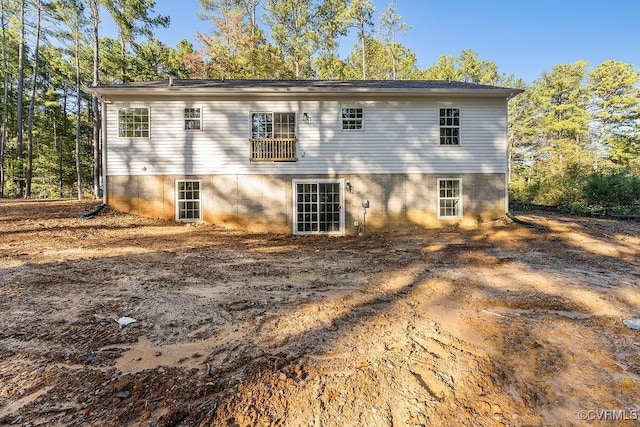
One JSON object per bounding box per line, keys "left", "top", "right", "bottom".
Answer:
{"left": 250, "top": 137, "right": 297, "bottom": 162}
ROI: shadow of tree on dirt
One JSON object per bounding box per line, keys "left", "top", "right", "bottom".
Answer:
{"left": 0, "top": 206, "right": 639, "bottom": 426}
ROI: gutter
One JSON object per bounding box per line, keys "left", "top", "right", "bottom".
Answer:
{"left": 87, "top": 85, "right": 524, "bottom": 100}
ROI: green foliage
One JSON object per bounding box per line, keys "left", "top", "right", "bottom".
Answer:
{"left": 588, "top": 60, "right": 639, "bottom": 168}
{"left": 507, "top": 59, "right": 640, "bottom": 212}
{"left": 421, "top": 50, "right": 507, "bottom": 85}
{"left": 379, "top": 1, "right": 411, "bottom": 80}
{"left": 264, "top": 0, "right": 317, "bottom": 79}
{"left": 0, "top": 0, "right": 638, "bottom": 204}
{"left": 583, "top": 172, "right": 640, "bottom": 207}
{"left": 344, "top": 0, "right": 375, "bottom": 79}
{"left": 421, "top": 55, "right": 458, "bottom": 81}
{"left": 608, "top": 131, "right": 640, "bottom": 171}
{"left": 534, "top": 61, "right": 590, "bottom": 141}
{"left": 510, "top": 171, "right": 640, "bottom": 214}
{"left": 456, "top": 49, "right": 502, "bottom": 85}
{"left": 346, "top": 36, "right": 417, "bottom": 80}
{"left": 508, "top": 175, "right": 540, "bottom": 205}
{"left": 132, "top": 38, "right": 175, "bottom": 80}
{"left": 102, "top": 0, "right": 170, "bottom": 82}
{"left": 558, "top": 201, "right": 590, "bottom": 215}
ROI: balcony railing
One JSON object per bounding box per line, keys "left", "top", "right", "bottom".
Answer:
{"left": 250, "top": 137, "right": 297, "bottom": 162}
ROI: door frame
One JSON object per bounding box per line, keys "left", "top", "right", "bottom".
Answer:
{"left": 292, "top": 178, "right": 345, "bottom": 235}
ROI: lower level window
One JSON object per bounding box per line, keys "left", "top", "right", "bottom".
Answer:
{"left": 176, "top": 180, "right": 201, "bottom": 221}
{"left": 438, "top": 178, "right": 462, "bottom": 218}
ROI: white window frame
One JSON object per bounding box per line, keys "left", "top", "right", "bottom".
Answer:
{"left": 175, "top": 179, "right": 202, "bottom": 222}
{"left": 439, "top": 107, "right": 460, "bottom": 145}
{"left": 292, "top": 178, "right": 345, "bottom": 235}
{"left": 341, "top": 107, "right": 364, "bottom": 131}
{"left": 118, "top": 107, "right": 150, "bottom": 138}
{"left": 184, "top": 107, "right": 202, "bottom": 131}
{"left": 250, "top": 112, "right": 297, "bottom": 138}
{"left": 437, "top": 178, "right": 463, "bottom": 219}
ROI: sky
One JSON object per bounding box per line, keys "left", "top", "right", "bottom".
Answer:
{"left": 101, "top": 0, "right": 640, "bottom": 84}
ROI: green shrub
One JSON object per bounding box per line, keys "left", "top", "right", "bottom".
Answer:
{"left": 583, "top": 172, "right": 640, "bottom": 207}
{"left": 558, "top": 201, "right": 590, "bottom": 215}
{"left": 508, "top": 176, "right": 539, "bottom": 205}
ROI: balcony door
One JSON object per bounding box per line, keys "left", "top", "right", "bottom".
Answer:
{"left": 293, "top": 179, "right": 344, "bottom": 235}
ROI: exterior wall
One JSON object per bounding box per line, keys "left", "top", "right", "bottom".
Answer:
{"left": 107, "top": 173, "right": 506, "bottom": 234}
{"left": 103, "top": 96, "right": 507, "bottom": 177}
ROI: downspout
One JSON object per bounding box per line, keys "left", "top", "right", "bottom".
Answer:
{"left": 101, "top": 98, "right": 108, "bottom": 205}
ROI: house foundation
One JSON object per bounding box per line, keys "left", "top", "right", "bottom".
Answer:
{"left": 107, "top": 173, "right": 506, "bottom": 234}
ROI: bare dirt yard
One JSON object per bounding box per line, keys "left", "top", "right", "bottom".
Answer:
{"left": 1, "top": 199, "right": 639, "bottom": 426}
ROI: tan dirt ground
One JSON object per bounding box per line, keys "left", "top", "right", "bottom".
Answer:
{"left": 0, "top": 199, "right": 639, "bottom": 426}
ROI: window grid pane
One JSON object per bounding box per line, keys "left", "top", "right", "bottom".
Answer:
{"left": 185, "top": 108, "right": 201, "bottom": 130}
{"left": 274, "top": 113, "right": 296, "bottom": 138}
{"left": 319, "top": 183, "right": 340, "bottom": 232}
{"left": 297, "top": 183, "right": 318, "bottom": 232}
{"left": 296, "top": 182, "right": 341, "bottom": 233}
{"left": 341, "top": 108, "right": 363, "bottom": 130}
{"left": 439, "top": 108, "right": 460, "bottom": 145}
{"left": 438, "top": 179, "right": 461, "bottom": 218}
{"left": 177, "top": 180, "right": 201, "bottom": 221}
{"left": 119, "top": 108, "right": 149, "bottom": 137}
{"left": 251, "top": 113, "right": 273, "bottom": 138}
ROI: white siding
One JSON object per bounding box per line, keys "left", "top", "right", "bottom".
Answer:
{"left": 104, "top": 97, "right": 507, "bottom": 176}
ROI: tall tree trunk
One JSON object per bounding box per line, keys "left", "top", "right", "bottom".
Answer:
{"left": 16, "top": 0, "right": 26, "bottom": 197}
{"left": 60, "top": 86, "right": 67, "bottom": 197}
{"left": 75, "top": 35, "right": 83, "bottom": 200}
{"left": 52, "top": 107, "right": 60, "bottom": 197}
{"left": 360, "top": 30, "right": 366, "bottom": 80}
{"left": 26, "top": 0, "right": 42, "bottom": 198}
{"left": 89, "top": 0, "right": 101, "bottom": 198}
{"left": 391, "top": 46, "right": 397, "bottom": 80}
{"left": 249, "top": 0, "right": 257, "bottom": 77}
{"left": 0, "top": 0, "right": 9, "bottom": 198}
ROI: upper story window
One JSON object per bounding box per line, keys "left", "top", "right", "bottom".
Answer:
{"left": 251, "top": 112, "right": 296, "bottom": 138}
{"left": 439, "top": 108, "right": 460, "bottom": 145}
{"left": 250, "top": 112, "right": 297, "bottom": 161}
{"left": 185, "top": 108, "right": 202, "bottom": 130}
{"left": 341, "top": 108, "right": 363, "bottom": 130}
{"left": 118, "top": 107, "right": 149, "bottom": 137}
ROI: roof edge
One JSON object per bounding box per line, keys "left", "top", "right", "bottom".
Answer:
{"left": 87, "top": 79, "right": 524, "bottom": 99}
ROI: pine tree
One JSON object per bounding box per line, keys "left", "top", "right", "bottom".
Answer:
{"left": 378, "top": 1, "right": 410, "bottom": 80}
{"left": 588, "top": 60, "right": 640, "bottom": 170}
{"left": 264, "top": 0, "right": 317, "bottom": 79}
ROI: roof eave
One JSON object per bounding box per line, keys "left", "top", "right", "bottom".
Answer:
{"left": 88, "top": 86, "right": 522, "bottom": 99}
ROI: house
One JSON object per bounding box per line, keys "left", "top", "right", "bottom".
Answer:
{"left": 89, "top": 79, "right": 521, "bottom": 235}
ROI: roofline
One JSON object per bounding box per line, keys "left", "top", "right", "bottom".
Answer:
{"left": 86, "top": 80, "right": 523, "bottom": 99}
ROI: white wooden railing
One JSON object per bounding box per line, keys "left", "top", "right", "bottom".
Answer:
{"left": 250, "top": 138, "right": 297, "bottom": 162}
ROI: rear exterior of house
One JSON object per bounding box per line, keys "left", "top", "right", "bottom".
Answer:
{"left": 90, "top": 80, "right": 519, "bottom": 235}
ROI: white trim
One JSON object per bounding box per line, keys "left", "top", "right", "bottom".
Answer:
{"left": 101, "top": 100, "right": 108, "bottom": 204}
{"left": 504, "top": 100, "right": 510, "bottom": 214}
{"left": 340, "top": 106, "right": 364, "bottom": 131}
{"left": 437, "top": 178, "right": 463, "bottom": 219}
{"left": 292, "top": 178, "right": 345, "bottom": 235}
{"left": 117, "top": 106, "right": 150, "bottom": 138}
{"left": 184, "top": 106, "right": 203, "bottom": 131}
{"left": 249, "top": 111, "right": 297, "bottom": 138}
{"left": 438, "top": 107, "right": 461, "bottom": 145}
{"left": 175, "top": 179, "right": 203, "bottom": 222}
